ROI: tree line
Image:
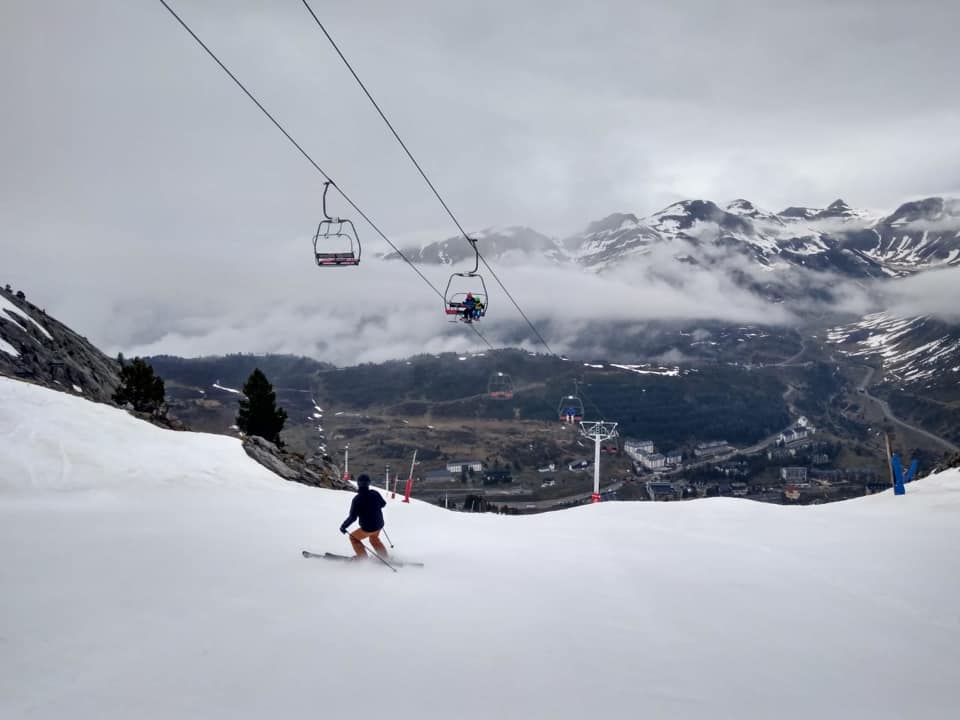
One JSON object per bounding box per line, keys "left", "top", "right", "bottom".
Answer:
{"left": 113, "top": 355, "right": 287, "bottom": 445}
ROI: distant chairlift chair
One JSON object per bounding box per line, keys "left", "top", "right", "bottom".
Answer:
{"left": 558, "top": 395, "right": 585, "bottom": 423}
{"left": 488, "top": 372, "right": 515, "bottom": 400}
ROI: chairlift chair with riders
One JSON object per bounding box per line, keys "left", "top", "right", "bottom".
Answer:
{"left": 444, "top": 237, "right": 487, "bottom": 323}
{"left": 558, "top": 395, "right": 585, "bottom": 424}
{"left": 313, "top": 182, "right": 361, "bottom": 267}
{"left": 488, "top": 371, "right": 514, "bottom": 400}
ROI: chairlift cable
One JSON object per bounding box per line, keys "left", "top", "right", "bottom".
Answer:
{"left": 469, "top": 324, "right": 495, "bottom": 350}
{"left": 302, "top": 1, "right": 556, "bottom": 356}
{"left": 156, "top": 0, "right": 443, "bottom": 302}
{"left": 300, "top": 0, "right": 472, "bottom": 243}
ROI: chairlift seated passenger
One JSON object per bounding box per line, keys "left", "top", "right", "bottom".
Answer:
{"left": 558, "top": 395, "right": 585, "bottom": 423}
{"left": 444, "top": 248, "right": 488, "bottom": 323}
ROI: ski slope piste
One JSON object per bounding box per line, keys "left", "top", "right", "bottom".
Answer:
{"left": 1, "top": 376, "right": 958, "bottom": 719}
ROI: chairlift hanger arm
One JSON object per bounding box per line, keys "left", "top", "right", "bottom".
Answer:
{"left": 467, "top": 237, "right": 479, "bottom": 275}
{"left": 322, "top": 181, "right": 335, "bottom": 221}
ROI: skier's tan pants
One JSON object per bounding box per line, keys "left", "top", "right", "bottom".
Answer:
{"left": 349, "top": 529, "right": 388, "bottom": 558}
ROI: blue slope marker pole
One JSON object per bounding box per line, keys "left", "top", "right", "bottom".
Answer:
{"left": 905, "top": 459, "right": 919, "bottom": 484}
{"left": 892, "top": 454, "right": 906, "bottom": 496}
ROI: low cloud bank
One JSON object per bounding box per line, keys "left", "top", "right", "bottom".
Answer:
{"left": 880, "top": 267, "right": 960, "bottom": 322}
{"left": 22, "top": 235, "right": 957, "bottom": 366}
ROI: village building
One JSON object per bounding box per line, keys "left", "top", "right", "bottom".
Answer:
{"left": 665, "top": 451, "right": 682, "bottom": 466}
{"left": 646, "top": 481, "right": 677, "bottom": 501}
{"left": 767, "top": 446, "right": 798, "bottom": 461}
{"left": 694, "top": 440, "right": 730, "bottom": 458}
{"left": 446, "top": 460, "right": 484, "bottom": 474}
{"left": 781, "top": 466, "right": 808, "bottom": 483}
{"left": 623, "top": 439, "right": 655, "bottom": 462}
{"left": 779, "top": 427, "right": 812, "bottom": 445}
{"left": 641, "top": 453, "right": 667, "bottom": 470}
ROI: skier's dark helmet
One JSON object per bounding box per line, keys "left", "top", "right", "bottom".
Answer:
{"left": 356, "top": 474, "right": 371, "bottom": 489}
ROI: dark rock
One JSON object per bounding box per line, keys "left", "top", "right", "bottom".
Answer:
{"left": 242, "top": 435, "right": 351, "bottom": 490}
{"left": 0, "top": 285, "right": 121, "bottom": 403}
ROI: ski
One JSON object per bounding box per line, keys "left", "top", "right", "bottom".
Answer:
{"left": 301, "top": 550, "right": 423, "bottom": 568}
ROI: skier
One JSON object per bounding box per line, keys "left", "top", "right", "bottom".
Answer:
{"left": 339, "top": 473, "right": 389, "bottom": 559}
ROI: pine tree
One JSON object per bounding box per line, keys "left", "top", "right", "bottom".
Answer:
{"left": 113, "top": 357, "right": 165, "bottom": 416}
{"left": 237, "top": 368, "right": 287, "bottom": 447}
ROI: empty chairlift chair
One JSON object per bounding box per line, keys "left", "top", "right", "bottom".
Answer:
{"left": 313, "top": 182, "right": 361, "bottom": 267}
{"left": 488, "top": 372, "right": 514, "bottom": 400}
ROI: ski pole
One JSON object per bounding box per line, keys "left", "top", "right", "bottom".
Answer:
{"left": 361, "top": 542, "right": 397, "bottom": 572}
{"left": 382, "top": 528, "right": 395, "bottom": 548}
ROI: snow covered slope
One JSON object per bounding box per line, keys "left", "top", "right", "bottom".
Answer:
{"left": 859, "top": 197, "right": 960, "bottom": 270}
{"left": 2, "top": 376, "right": 959, "bottom": 719}
{"left": 829, "top": 312, "right": 960, "bottom": 388}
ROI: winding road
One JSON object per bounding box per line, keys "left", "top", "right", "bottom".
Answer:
{"left": 856, "top": 365, "right": 959, "bottom": 454}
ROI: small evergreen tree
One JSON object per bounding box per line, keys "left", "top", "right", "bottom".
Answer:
{"left": 237, "top": 368, "right": 287, "bottom": 446}
{"left": 113, "top": 356, "right": 165, "bottom": 415}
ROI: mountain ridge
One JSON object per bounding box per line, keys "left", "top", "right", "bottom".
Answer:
{"left": 381, "top": 195, "right": 960, "bottom": 279}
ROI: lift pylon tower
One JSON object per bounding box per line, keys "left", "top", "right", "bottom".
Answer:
{"left": 579, "top": 421, "right": 619, "bottom": 503}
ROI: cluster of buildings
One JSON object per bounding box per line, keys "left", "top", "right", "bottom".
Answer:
{"left": 424, "top": 460, "right": 513, "bottom": 486}
{"left": 624, "top": 439, "right": 682, "bottom": 471}
{"left": 782, "top": 465, "right": 885, "bottom": 502}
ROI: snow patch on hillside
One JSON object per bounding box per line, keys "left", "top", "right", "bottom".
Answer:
{"left": 1, "top": 294, "right": 53, "bottom": 340}
{"left": 828, "top": 312, "right": 960, "bottom": 384}
{"left": 0, "top": 336, "right": 19, "bottom": 357}
{"left": 610, "top": 363, "right": 682, "bottom": 377}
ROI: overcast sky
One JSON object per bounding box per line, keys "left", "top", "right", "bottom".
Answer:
{"left": 2, "top": 0, "right": 959, "bottom": 362}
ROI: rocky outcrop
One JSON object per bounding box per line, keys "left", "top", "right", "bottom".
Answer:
{"left": 242, "top": 435, "right": 351, "bottom": 491}
{"left": 0, "top": 285, "right": 120, "bottom": 403}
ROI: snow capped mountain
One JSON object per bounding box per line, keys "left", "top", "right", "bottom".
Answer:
{"left": 725, "top": 199, "right": 785, "bottom": 225}
{"left": 386, "top": 197, "right": 958, "bottom": 282}
{"left": 779, "top": 206, "right": 820, "bottom": 221}
{"left": 811, "top": 198, "right": 865, "bottom": 222}
{"left": 569, "top": 199, "right": 890, "bottom": 285}
{"left": 848, "top": 197, "right": 960, "bottom": 270}
{"left": 381, "top": 226, "right": 567, "bottom": 265}
{"left": 564, "top": 212, "right": 661, "bottom": 267}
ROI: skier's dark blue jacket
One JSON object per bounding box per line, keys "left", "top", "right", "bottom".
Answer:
{"left": 342, "top": 488, "right": 386, "bottom": 532}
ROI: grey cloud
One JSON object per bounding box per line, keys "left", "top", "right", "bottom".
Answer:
{"left": 2, "top": 0, "right": 959, "bottom": 360}
{"left": 880, "top": 267, "right": 960, "bottom": 322}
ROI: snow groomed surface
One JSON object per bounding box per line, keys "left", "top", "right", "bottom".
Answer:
{"left": 2, "top": 377, "right": 959, "bottom": 719}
